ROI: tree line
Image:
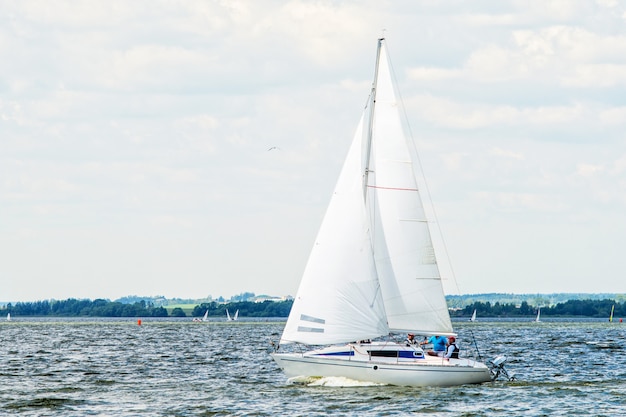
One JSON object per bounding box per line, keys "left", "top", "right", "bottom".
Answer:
{"left": 2, "top": 297, "right": 622, "bottom": 319}
{"left": 1, "top": 298, "right": 294, "bottom": 318}
{"left": 445, "top": 292, "right": 626, "bottom": 309}
{"left": 450, "top": 298, "right": 623, "bottom": 319}
{"left": 2, "top": 299, "right": 169, "bottom": 317}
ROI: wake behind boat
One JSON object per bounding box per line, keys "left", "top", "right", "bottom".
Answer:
{"left": 271, "top": 38, "right": 509, "bottom": 387}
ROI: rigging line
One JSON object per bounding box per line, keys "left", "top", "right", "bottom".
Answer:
{"left": 367, "top": 185, "right": 418, "bottom": 192}
{"left": 363, "top": 38, "right": 383, "bottom": 200}
{"left": 363, "top": 41, "right": 380, "bottom": 263}
{"left": 385, "top": 39, "right": 462, "bottom": 296}
{"left": 469, "top": 330, "right": 483, "bottom": 361}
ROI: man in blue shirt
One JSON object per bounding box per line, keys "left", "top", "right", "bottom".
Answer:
{"left": 421, "top": 335, "right": 448, "bottom": 356}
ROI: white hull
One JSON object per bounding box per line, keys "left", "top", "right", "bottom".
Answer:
{"left": 272, "top": 343, "right": 491, "bottom": 387}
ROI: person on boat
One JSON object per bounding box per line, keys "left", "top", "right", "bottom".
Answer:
{"left": 444, "top": 336, "right": 460, "bottom": 360}
{"left": 406, "top": 333, "right": 417, "bottom": 345}
{"left": 422, "top": 335, "right": 448, "bottom": 356}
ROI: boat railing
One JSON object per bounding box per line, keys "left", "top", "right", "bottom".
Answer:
{"left": 349, "top": 343, "right": 370, "bottom": 360}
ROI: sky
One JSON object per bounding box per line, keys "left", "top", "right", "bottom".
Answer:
{"left": 2, "top": 0, "right": 626, "bottom": 302}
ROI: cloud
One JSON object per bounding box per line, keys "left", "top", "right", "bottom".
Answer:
{"left": 4, "top": 0, "right": 626, "bottom": 301}
{"left": 490, "top": 147, "right": 525, "bottom": 160}
{"left": 576, "top": 163, "right": 605, "bottom": 177}
{"left": 407, "top": 94, "right": 592, "bottom": 131}
{"left": 407, "top": 67, "right": 462, "bottom": 81}
{"left": 407, "top": 20, "right": 626, "bottom": 88}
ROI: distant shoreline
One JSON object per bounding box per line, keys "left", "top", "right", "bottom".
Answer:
{"left": 1, "top": 295, "right": 624, "bottom": 320}
{"left": 2, "top": 292, "right": 625, "bottom": 306}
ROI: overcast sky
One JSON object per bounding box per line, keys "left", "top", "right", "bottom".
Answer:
{"left": 2, "top": 0, "right": 626, "bottom": 302}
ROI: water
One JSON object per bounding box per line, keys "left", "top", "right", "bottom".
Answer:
{"left": 1, "top": 318, "right": 625, "bottom": 416}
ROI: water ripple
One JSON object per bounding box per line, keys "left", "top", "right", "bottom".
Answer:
{"left": 1, "top": 318, "right": 625, "bottom": 416}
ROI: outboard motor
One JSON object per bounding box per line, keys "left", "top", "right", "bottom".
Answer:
{"left": 488, "top": 355, "right": 515, "bottom": 381}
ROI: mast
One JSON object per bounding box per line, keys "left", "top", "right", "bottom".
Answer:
{"left": 363, "top": 38, "right": 384, "bottom": 198}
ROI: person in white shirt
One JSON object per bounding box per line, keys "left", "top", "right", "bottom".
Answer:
{"left": 444, "top": 336, "right": 460, "bottom": 359}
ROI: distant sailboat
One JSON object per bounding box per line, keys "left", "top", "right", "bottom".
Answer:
{"left": 470, "top": 309, "right": 477, "bottom": 322}
{"left": 6, "top": 313, "right": 10, "bottom": 321}
{"left": 192, "top": 309, "right": 209, "bottom": 322}
{"left": 609, "top": 304, "right": 614, "bottom": 322}
{"left": 227, "top": 309, "right": 239, "bottom": 321}
{"left": 535, "top": 308, "right": 541, "bottom": 323}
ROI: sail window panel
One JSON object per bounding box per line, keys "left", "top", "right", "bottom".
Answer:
{"left": 297, "top": 326, "right": 324, "bottom": 333}
{"left": 300, "top": 314, "right": 325, "bottom": 324}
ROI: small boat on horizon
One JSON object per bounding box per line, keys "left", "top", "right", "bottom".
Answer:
{"left": 470, "top": 309, "right": 477, "bottom": 322}
{"left": 226, "top": 309, "right": 239, "bottom": 321}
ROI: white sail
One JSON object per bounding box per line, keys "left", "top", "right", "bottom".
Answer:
{"left": 226, "top": 309, "right": 232, "bottom": 321}
{"left": 535, "top": 308, "right": 541, "bottom": 322}
{"left": 233, "top": 310, "right": 239, "bottom": 321}
{"left": 280, "top": 112, "right": 389, "bottom": 345}
{"left": 367, "top": 41, "right": 452, "bottom": 336}
{"left": 6, "top": 313, "right": 10, "bottom": 321}
{"left": 202, "top": 310, "right": 208, "bottom": 322}
{"left": 470, "top": 309, "right": 477, "bottom": 322}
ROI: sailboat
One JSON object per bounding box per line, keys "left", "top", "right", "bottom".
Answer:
{"left": 609, "top": 304, "right": 614, "bottom": 322}
{"left": 226, "top": 309, "right": 239, "bottom": 321}
{"left": 271, "top": 38, "right": 498, "bottom": 387}
{"left": 470, "top": 309, "right": 477, "bottom": 322}
{"left": 202, "top": 310, "right": 208, "bottom": 322}
{"left": 535, "top": 308, "right": 541, "bottom": 323}
{"left": 6, "top": 313, "right": 10, "bottom": 321}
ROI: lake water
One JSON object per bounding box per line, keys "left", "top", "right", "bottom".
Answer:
{"left": 1, "top": 317, "right": 624, "bottom": 416}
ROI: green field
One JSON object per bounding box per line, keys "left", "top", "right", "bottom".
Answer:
{"left": 163, "top": 303, "right": 197, "bottom": 315}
